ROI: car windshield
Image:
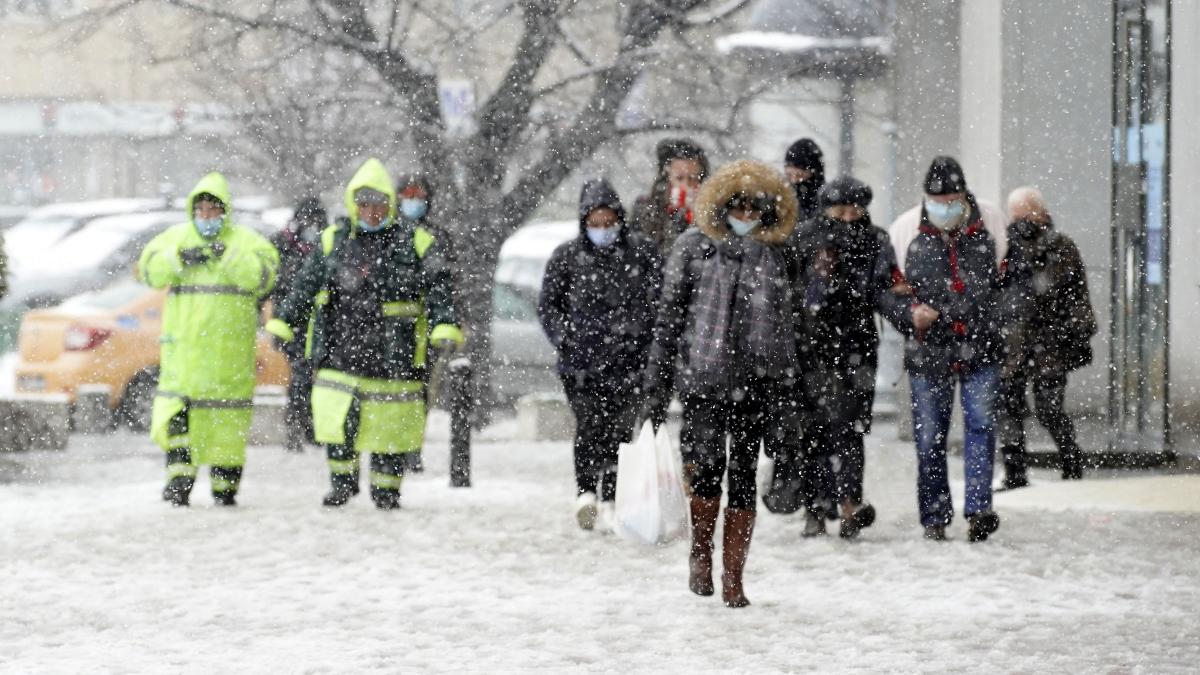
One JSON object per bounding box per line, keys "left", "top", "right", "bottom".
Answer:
{"left": 19, "top": 212, "right": 181, "bottom": 281}
{"left": 58, "top": 278, "right": 148, "bottom": 311}
{"left": 5, "top": 217, "right": 78, "bottom": 277}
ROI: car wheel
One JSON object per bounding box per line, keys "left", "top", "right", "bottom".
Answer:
{"left": 119, "top": 369, "right": 158, "bottom": 432}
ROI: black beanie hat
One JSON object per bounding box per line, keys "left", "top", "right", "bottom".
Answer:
{"left": 924, "top": 156, "right": 968, "bottom": 195}
{"left": 655, "top": 138, "right": 709, "bottom": 180}
{"left": 785, "top": 138, "right": 824, "bottom": 173}
{"left": 818, "top": 176, "right": 873, "bottom": 209}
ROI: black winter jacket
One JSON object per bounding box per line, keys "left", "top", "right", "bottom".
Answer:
{"left": 538, "top": 180, "right": 662, "bottom": 381}
{"left": 903, "top": 210, "right": 1001, "bottom": 377}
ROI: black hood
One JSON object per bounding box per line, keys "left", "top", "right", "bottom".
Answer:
{"left": 818, "top": 175, "right": 873, "bottom": 209}
{"left": 578, "top": 178, "right": 626, "bottom": 234}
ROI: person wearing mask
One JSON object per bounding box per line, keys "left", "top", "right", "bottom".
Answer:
{"left": 538, "top": 178, "right": 662, "bottom": 532}
{"left": 762, "top": 137, "right": 828, "bottom": 515}
{"left": 138, "top": 172, "right": 280, "bottom": 507}
{"left": 898, "top": 156, "right": 1003, "bottom": 543}
{"left": 266, "top": 158, "right": 462, "bottom": 510}
{"left": 643, "top": 160, "right": 801, "bottom": 607}
{"left": 997, "top": 186, "right": 1097, "bottom": 488}
{"left": 630, "top": 138, "right": 710, "bottom": 256}
{"left": 791, "top": 176, "right": 930, "bottom": 538}
{"left": 270, "top": 197, "right": 326, "bottom": 452}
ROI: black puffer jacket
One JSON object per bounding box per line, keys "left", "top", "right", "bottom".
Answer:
{"left": 644, "top": 160, "right": 802, "bottom": 397}
{"left": 903, "top": 206, "right": 1001, "bottom": 376}
{"left": 538, "top": 179, "right": 662, "bottom": 380}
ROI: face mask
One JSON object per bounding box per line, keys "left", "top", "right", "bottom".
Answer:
{"left": 1013, "top": 218, "right": 1044, "bottom": 240}
{"left": 727, "top": 215, "right": 759, "bottom": 237}
{"left": 925, "top": 198, "right": 965, "bottom": 229}
{"left": 586, "top": 226, "right": 619, "bottom": 248}
{"left": 299, "top": 227, "right": 320, "bottom": 243}
{"left": 400, "top": 199, "right": 428, "bottom": 221}
{"left": 194, "top": 216, "right": 223, "bottom": 239}
{"left": 670, "top": 185, "right": 695, "bottom": 210}
{"left": 358, "top": 217, "right": 391, "bottom": 233}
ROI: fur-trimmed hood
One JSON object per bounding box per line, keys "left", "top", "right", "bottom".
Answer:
{"left": 694, "top": 159, "right": 799, "bottom": 245}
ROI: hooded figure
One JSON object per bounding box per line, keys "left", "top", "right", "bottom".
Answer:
{"left": 630, "top": 138, "right": 710, "bottom": 255}
{"left": 138, "top": 172, "right": 281, "bottom": 507}
{"left": 642, "top": 159, "right": 800, "bottom": 608}
{"left": 785, "top": 176, "right": 915, "bottom": 539}
{"left": 266, "top": 158, "right": 463, "bottom": 509}
{"left": 538, "top": 178, "right": 662, "bottom": 532}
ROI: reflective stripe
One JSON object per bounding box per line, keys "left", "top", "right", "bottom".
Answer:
{"left": 211, "top": 476, "right": 238, "bottom": 492}
{"left": 314, "top": 369, "right": 424, "bottom": 395}
{"left": 328, "top": 459, "right": 358, "bottom": 475}
{"left": 358, "top": 391, "right": 423, "bottom": 403}
{"left": 313, "top": 378, "right": 357, "bottom": 396}
{"left": 370, "top": 472, "right": 403, "bottom": 490}
{"left": 167, "top": 463, "right": 198, "bottom": 479}
{"left": 382, "top": 300, "right": 422, "bottom": 317}
{"left": 169, "top": 285, "right": 253, "bottom": 297}
{"left": 155, "top": 390, "right": 252, "bottom": 409}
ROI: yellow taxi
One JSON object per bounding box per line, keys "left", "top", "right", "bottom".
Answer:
{"left": 14, "top": 277, "right": 289, "bottom": 428}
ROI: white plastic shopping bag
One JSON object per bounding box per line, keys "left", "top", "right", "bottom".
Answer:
{"left": 615, "top": 420, "right": 688, "bottom": 545}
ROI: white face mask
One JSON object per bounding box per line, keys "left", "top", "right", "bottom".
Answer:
{"left": 727, "top": 215, "right": 759, "bottom": 237}
{"left": 925, "top": 197, "right": 966, "bottom": 229}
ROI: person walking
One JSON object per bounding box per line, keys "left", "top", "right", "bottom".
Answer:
{"left": 997, "top": 186, "right": 1097, "bottom": 487}
{"left": 630, "top": 138, "right": 710, "bottom": 256}
{"left": 538, "top": 178, "right": 662, "bottom": 532}
{"left": 266, "top": 158, "right": 462, "bottom": 509}
{"left": 642, "top": 159, "right": 801, "bottom": 607}
{"left": 139, "top": 172, "right": 280, "bottom": 507}
{"left": 270, "top": 197, "right": 325, "bottom": 453}
{"left": 898, "top": 156, "right": 1003, "bottom": 542}
{"left": 791, "top": 176, "right": 929, "bottom": 538}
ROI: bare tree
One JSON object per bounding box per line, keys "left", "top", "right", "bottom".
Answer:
{"left": 73, "top": 0, "right": 757, "bottom": 410}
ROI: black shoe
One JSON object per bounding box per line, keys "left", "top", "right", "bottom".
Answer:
{"left": 371, "top": 487, "right": 401, "bottom": 510}
{"left": 1061, "top": 451, "right": 1084, "bottom": 480}
{"left": 213, "top": 491, "right": 238, "bottom": 507}
{"left": 162, "top": 476, "right": 194, "bottom": 507}
{"left": 763, "top": 481, "right": 802, "bottom": 515}
{"left": 1000, "top": 471, "right": 1030, "bottom": 491}
{"left": 839, "top": 503, "right": 876, "bottom": 540}
{"left": 801, "top": 509, "right": 827, "bottom": 537}
{"left": 923, "top": 525, "right": 946, "bottom": 541}
{"left": 322, "top": 474, "right": 359, "bottom": 507}
{"left": 967, "top": 511, "right": 1000, "bottom": 543}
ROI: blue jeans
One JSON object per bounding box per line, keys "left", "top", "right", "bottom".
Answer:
{"left": 909, "top": 367, "right": 998, "bottom": 527}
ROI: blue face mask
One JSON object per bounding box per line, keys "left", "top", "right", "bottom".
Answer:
{"left": 194, "top": 216, "right": 224, "bottom": 239}
{"left": 925, "top": 198, "right": 966, "bottom": 229}
{"left": 727, "top": 215, "right": 759, "bottom": 237}
{"left": 358, "top": 217, "right": 391, "bottom": 233}
{"left": 586, "top": 226, "right": 619, "bottom": 248}
{"left": 400, "top": 199, "right": 428, "bottom": 221}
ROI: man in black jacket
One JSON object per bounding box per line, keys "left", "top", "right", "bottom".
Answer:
{"left": 998, "top": 187, "right": 1097, "bottom": 487}
{"left": 629, "top": 138, "right": 709, "bottom": 256}
{"left": 902, "top": 157, "right": 1002, "bottom": 543}
{"left": 791, "top": 176, "right": 926, "bottom": 538}
{"left": 538, "top": 178, "right": 662, "bottom": 533}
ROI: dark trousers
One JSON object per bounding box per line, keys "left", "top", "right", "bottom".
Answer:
{"left": 561, "top": 373, "right": 635, "bottom": 502}
{"left": 285, "top": 357, "right": 315, "bottom": 448}
{"left": 802, "top": 423, "right": 866, "bottom": 513}
{"left": 998, "top": 366, "right": 1080, "bottom": 467}
{"left": 681, "top": 383, "right": 778, "bottom": 512}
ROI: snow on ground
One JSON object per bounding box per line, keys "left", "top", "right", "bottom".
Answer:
{"left": 2, "top": 413, "right": 1198, "bottom": 673}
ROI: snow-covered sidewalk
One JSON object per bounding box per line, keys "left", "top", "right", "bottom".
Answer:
{"left": 2, "top": 414, "right": 1198, "bottom": 673}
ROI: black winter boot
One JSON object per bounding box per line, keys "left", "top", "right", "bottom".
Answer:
{"left": 967, "top": 511, "right": 1001, "bottom": 543}
{"left": 802, "top": 509, "right": 827, "bottom": 537}
{"left": 1060, "top": 446, "right": 1084, "bottom": 480}
{"left": 370, "top": 487, "right": 401, "bottom": 510}
{"left": 1000, "top": 444, "right": 1029, "bottom": 491}
{"left": 838, "top": 503, "right": 876, "bottom": 540}
{"left": 162, "top": 476, "right": 194, "bottom": 507}
{"left": 322, "top": 473, "right": 360, "bottom": 507}
{"left": 211, "top": 467, "right": 242, "bottom": 507}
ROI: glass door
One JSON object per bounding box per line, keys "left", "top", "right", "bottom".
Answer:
{"left": 1109, "top": 0, "right": 1171, "bottom": 456}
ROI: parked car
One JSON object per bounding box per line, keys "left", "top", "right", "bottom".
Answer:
{"left": 13, "top": 277, "right": 289, "bottom": 429}
{"left": 486, "top": 220, "right": 576, "bottom": 405}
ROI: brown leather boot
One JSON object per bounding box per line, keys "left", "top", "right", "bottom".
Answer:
{"left": 721, "top": 508, "right": 756, "bottom": 608}
{"left": 688, "top": 496, "right": 721, "bottom": 596}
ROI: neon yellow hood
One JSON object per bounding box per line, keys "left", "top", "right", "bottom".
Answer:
{"left": 187, "top": 171, "right": 233, "bottom": 229}
{"left": 343, "top": 158, "right": 397, "bottom": 226}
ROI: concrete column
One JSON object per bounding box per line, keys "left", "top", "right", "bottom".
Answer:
{"left": 958, "top": 0, "right": 1005, "bottom": 205}
{"left": 1169, "top": 0, "right": 1200, "bottom": 424}
{"left": 889, "top": 0, "right": 961, "bottom": 213}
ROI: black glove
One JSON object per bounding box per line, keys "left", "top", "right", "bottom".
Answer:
{"left": 179, "top": 247, "right": 210, "bottom": 266}
{"left": 209, "top": 241, "right": 226, "bottom": 259}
